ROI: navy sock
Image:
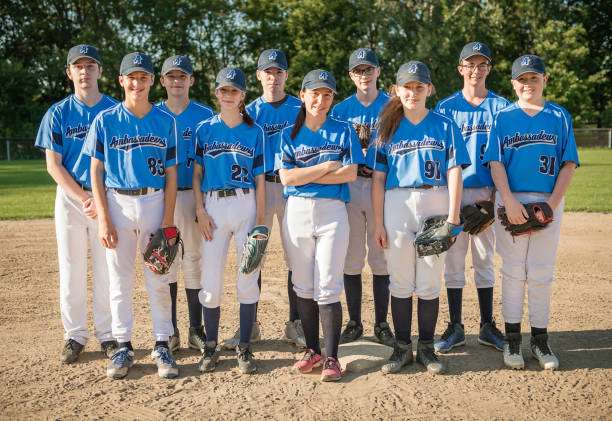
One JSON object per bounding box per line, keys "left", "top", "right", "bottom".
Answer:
{"left": 477, "top": 287, "right": 494, "bottom": 325}
{"left": 154, "top": 341, "right": 169, "bottom": 349}
{"left": 169, "top": 282, "right": 178, "bottom": 331}
{"left": 372, "top": 274, "right": 390, "bottom": 325}
{"left": 253, "top": 273, "right": 262, "bottom": 322}
{"left": 185, "top": 288, "right": 203, "bottom": 328}
{"left": 204, "top": 307, "right": 221, "bottom": 343}
{"left": 505, "top": 322, "right": 521, "bottom": 335}
{"left": 287, "top": 271, "right": 299, "bottom": 322}
{"left": 319, "top": 302, "right": 342, "bottom": 359}
{"left": 296, "top": 296, "right": 320, "bottom": 354}
{"left": 391, "top": 296, "right": 412, "bottom": 343}
{"left": 417, "top": 297, "right": 439, "bottom": 341}
{"left": 447, "top": 288, "right": 462, "bottom": 325}
{"left": 239, "top": 303, "right": 257, "bottom": 344}
{"left": 118, "top": 341, "right": 133, "bottom": 351}
{"left": 343, "top": 274, "right": 362, "bottom": 324}
{"left": 531, "top": 326, "right": 547, "bottom": 336}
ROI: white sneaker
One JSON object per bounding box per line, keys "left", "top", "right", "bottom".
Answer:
{"left": 284, "top": 320, "right": 307, "bottom": 348}
{"left": 503, "top": 333, "right": 525, "bottom": 370}
{"left": 222, "top": 322, "right": 261, "bottom": 350}
{"left": 151, "top": 346, "right": 179, "bottom": 379}
{"left": 531, "top": 334, "right": 559, "bottom": 370}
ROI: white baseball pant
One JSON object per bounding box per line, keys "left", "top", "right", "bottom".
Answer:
{"left": 494, "top": 192, "right": 564, "bottom": 328}
{"left": 169, "top": 189, "right": 201, "bottom": 289}
{"left": 263, "top": 180, "right": 289, "bottom": 268}
{"left": 198, "top": 189, "right": 260, "bottom": 309}
{"left": 106, "top": 189, "right": 174, "bottom": 343}
{"left": 282, "top": 196, "right": 350, "bottom": 305}
{"left": 344, "top": 176, "right": 388, "bottom": 275}
{"left": 384, "top": 187, "right": 450, "bottom": 300}
{"left": 444, "top": 187, "right": 495, "bottom": 288}
{"left": 55, "top": 186, "right": 113, "bottom": 345}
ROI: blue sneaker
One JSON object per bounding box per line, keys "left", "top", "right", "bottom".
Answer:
{"left": 434, "top": 323, "right": 466, "bottom": 353}
{"left": 478, "top": 321, "right": 505, "bottom": 351}
{"left": 151, "top": 346, "right": 179, "bottom": 378}
{"left": 106, "top": 347, "right": 134, "bottom": 379}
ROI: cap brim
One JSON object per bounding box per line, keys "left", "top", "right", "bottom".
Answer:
{"left": 258, "top": 62, "right": 287, "bottom": 71}
{"left": 512, "top": 69, "right": 545, "bottom": 79}
{"left": 121, "top": 66, "right": 154, "bottom": 76}
{"left": 303, "top": 82, "right": 337, "bottom": 94}
{"left": 69, "top": 55, "right": 101, "bottom": 65}
{"left": 162, "top": 66, "right": 192, "bottom": 75}
{"left": 216, "top": 81, "right": 245, "bottom": 91}
{"left": 349, "top": 60, "right": 378, "bottom": 71}
{"left": 397, "top": 76, "right": 431, "bottom": 85}
{"left": 460, "top": 52, "right": 492, "bottom": 62}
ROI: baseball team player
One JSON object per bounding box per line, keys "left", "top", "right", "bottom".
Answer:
{"left": 35, "top": 44, "right": 117, "bottom": 364}
{"left": 369, "top": 61, "right": 470, "bottom": 375}
{"left": 192, "top": 67, "right": 266, "bottom": 375}
{"left": 85, "top": 52, "right": 180, "bottom": 380}
{"left": 278, "top": 69, "right": 364, "bottom": 382}
{"left": 331, "top": 48, "right": 394, "bottom": 347}
{"left": 483, "top": 54, "right": 579, "bottom": 370}
{"left": 433, "top": 42, "right": 510, "bottom": 353}
{"left": 157, "top": 55, "right": 214, "bottom": 354}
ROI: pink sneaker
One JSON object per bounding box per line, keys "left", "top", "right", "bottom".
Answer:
{"left": 294, "top": 349, "right": 323, "bottom": 373}
{"left": 321, "top": 357, "right": 342, "bottom": 382}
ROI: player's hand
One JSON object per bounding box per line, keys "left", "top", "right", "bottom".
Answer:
{"left": 82, "top": 197, "right": 97, "bottom": 219}
{"left": 99, "top": 218, "right": 118, "bottom": 249}
{"left": 196, "top": 211, "right": 216, "bottom": 241}
{"left": 504, "top": 197, "right": 529, "bottom": 225}
{"left": 374, "top": 224, "right": 388, "bottom": 249}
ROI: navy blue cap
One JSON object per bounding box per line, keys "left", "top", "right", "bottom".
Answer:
{"left": 120, "top": 52, "right": 154, "bottom": 75}
{"left": 257, "top": 49, "right": 288, "bottom": 71}
{"left": 396, "top": 61, "right": 431, "bottom": 85}
{"left": 512, "top": 54, "right": 546, "bottom": 79}
{"left": 349, "top": 48, "right": 379, "bottom": 70}
{"left": 216, "top": 67, "right": 246, "bottom": 91}
{"left": 161, "top": 55, "right": 193, "bottom": 75}
{"left": 66, "top": 44, "right": 101, "bottom": 66}
{"left": 459, "top": 42, "right": 492, "bottom": 62}
{"left": 301, "top": 69, "right": 337, "bottom": 93}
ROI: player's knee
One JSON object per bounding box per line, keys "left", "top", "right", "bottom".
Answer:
{"left": 389, "top": 279, "right": 415, "bottom": 299}
{"left": 527, "top": 265, "right": 555, "bottom": 287}
{"left": 415, "top": 279, "right": 442, "bottom": 300}
{"left": 501, "top": 264, "right": 527, "bottom": 284}
{"left": 198, "top": 289, "right": 221, "bottom": 308}
{"left": 444, "top": 276, "right": 466, "bottom": 289}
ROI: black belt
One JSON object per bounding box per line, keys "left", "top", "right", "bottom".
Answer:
{"left": 178, "top": 187, "right": 192, "bottom": 191}
{"left": 416, "top": 185, "right": 434, "bottom": 190}
{"left": 208, "top": 188, "right": 250, "bottom": 198}
{"left": 113, "top": 187, "right": 161, "bottom": 196}
{"left": 265, "top": 174, "right": 282, "bottom": 183}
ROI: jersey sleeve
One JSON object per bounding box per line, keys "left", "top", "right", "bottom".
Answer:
{"left": 35, "top": 107, "right": 62, "bottom": 154}
{"left": 252, "top": 126, "right": 265, "bottom": 176}
{"left": 83, "top": 114, "right": 105, "bottom": 161}
{"left": 193, "top": 123, "right": 208, "bottom": 167}
{"left": 342, "top": 124, "right": 365, "bottom": 165}
{"left": 278, "top": 129, "right": 296, "bottom": 170}
{"left": 370, "top": 142, "right": 389, "bottom": 173}
{"left": 560, "top": 109, "right": 580, "bottom": 167}
{"left": 483, "top": 114, "right": 503, "bottom": 166}
{"left": 165, "top": 117, "right": 179, "bottom": 168}
{"left": 447, "top": 120, "right": 471, "bottom": 169}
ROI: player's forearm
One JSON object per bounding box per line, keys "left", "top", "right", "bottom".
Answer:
{"left": 548, "top": 162, "right": 577, "bottom": 210}
{"left": 162, "top": 166, "right": 177, "bottom": 227}
{"left": 447, "top": 166, "right": 463, "bottom": 224}
{"left": 314, "top": 164, "right": 358, "bottom": 184}
{"left": 279, "top": 162, "right": 334, "bottom": 186}
{"left": 45, "top": 150, "right": 89, "bottom": 203}
{"left": 490, "top": 161, "right": 515, "bottom": 205}
{"left": 193, "top": 164, "right": 207, "bottom": 216}
{"left": 91, "top": 158, "right": 110, "bottom": 221}
{"left": 372, "top": 171, "right": 386, "bottom": 227}
{"left": 254, "top": 174, "right": 266, "bottom": 225}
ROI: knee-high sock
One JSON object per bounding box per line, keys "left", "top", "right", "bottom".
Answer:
{"left": 203, "top": 307, "right": 221, "bottom": 344}
{"left": 319, "top": 302, "right": 342, "bottom": 359}
{"left": 343, "top": 274, "right": 362, "bottom": 323}
{"left": 253, "top": 272, "right": 262, "bottom": 322}
{"left": 372, "top": 274, "right": 390, "bottom": 325}
{"left": 418, "top": 297, "right": 439, "bottom": 341}
{"left": 447, "top": 288, "right": 462, "bottom": 325}
{"left": 287, "top": 271, "right": 299, "bottom": 322}
{"left": 239, "top": 303, "right": 256, "bottom": 344}
{"left": 296, "top": 296, "right": 320, "bottom": 354}
{"left": 391, "top": 296, "right": 412, "bottom": 343}
{"left": 185, "top": 288, "right": 203, "bottom": 328}
{"left": 169, "top": 281, "right": 178, "bottom": 331}
{"left": 477, "top": 287, "right": 493, "bottom": 325}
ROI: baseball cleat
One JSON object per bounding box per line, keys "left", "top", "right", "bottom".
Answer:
{"left": 381, "top": 340, "right": 413, "bottom": 374}
{"left": 169, "top": 328, "right": 180, "bottom": 354}
{"left": 100, "top": 340, "right": 119, "bottom": 359}
{"left": 236, "top": 343, "right": 257, "bottom": 374}
{"left": 60, "top": 339, "right": 84, "bottom": 364}
{"left": 530, "top": 333, "right": 559, "bottom": 370}
{"left": 416, "top": 340, "right": 445, "bottom": 374}
{"left": 188, "top": 326, "right": 207, "bottom": 352}
{"left": 106, "top": 347, "right": 134, "bottom": 379}
{"left": 222, "top": 321, "right": 262, "bottom": 350}
{"left": 503, "top": 333, "right": 525, "bottom": 370}
{"left": 320, "top": 357, "right": 342, "bottom": 382}
{"left": 478, "top": 321, "right": 505, "bottom": 351}
{"left": 294, "top": 349, "right": 323, "bottom": 373}
{"left": 374, "top": 322, "right": 396, "bottom": 347}
{"left": 340, "top": 320, "right": 363, "bottom": 344}
{"left": 151, "top": 346, "right": 179, "bottom": 379}
{"left": 285, "top": 320, "right": 307, "bottom": 348}
{"left": 198, "top": 341, "right": 221, "bottom": 372}
{"left": 434, "top": 322, "right": 466, "bottom": 353}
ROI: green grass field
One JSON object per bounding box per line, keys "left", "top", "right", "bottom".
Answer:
{"left": 0, "top": 147, "right": 611, "bottom": 220}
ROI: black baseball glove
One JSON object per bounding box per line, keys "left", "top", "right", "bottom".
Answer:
{"left": 461, "top": 200, "right": 495, "bottom": 236}
{"left": 498, "top": 202, "right": 553, "bottom": 237}
{"left": 414, "top": 215, "right": 463, "bottom": 258}
{"left": 143, "top": 226, "right": 183, "bottom": 275}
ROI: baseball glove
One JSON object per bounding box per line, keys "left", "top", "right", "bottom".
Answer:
{"left": 353, "top": 123, "right": 372, "bottom": 149}
{"left": 414, "top": 215, "right": 463, "bottom": 258}
{"left": 498, "top": 202, "right": 553, "bottom": 237}
{"left": 461, "top": 200, "right": 495, "bottom": 236}
{"left": 143, "top": 226, "right": 183, "bottom": 275}
{"left": 239, "top": 225, "right": 270, "bottom": 274}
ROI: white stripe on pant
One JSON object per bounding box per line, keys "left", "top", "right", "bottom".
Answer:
{"left": 169, "top": 190, "right": 201, "bottom": 289}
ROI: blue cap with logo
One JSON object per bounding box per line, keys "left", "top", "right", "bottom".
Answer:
{"left": 161, "top": 55, "right": 193, "bottom": 75}
{"left": 216, "top": 67, "right": 246, "bottom": 91}
{"left": 257, "top": 49, "right": 288, "bottom": 71}
{"left": 459, "top": 41, "right": 492, "bottom": 62}
{"left": 396, "top": 61, "right": 431, "bottom": 85}
{"left": 512, "top": 54, "right": 545, "bottom": 79}
{"left": 120, "top": 52, "right": 154, "bottom": 75}
{"left": 301, "top": 69, "right": 337, "bottom": 93}
{"left": 66, "top": 44, "right": 101, "bottom": 66}
{"left": 349, "top": 48, "right": 379, "bottom": 71}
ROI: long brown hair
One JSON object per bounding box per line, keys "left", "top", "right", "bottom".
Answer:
{"left": 290, "top": 102, "right": 306, "bottom": 139}
{"left": 376, "top": 92, "right": 404, "bottom": 144}
{"left": 239, "top": 100, "right": 254, "bottom": 126}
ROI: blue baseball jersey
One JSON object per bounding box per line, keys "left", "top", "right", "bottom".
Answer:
{"left": 35, "top": 94, "right": 117, "bottom": 188}
{"left": 331, "top": 91, "right": 390, "bottom": 142}
{"left": 246, "top": 95, "right": 302, "bottom": 174}
{"left": 368, "top": 111, "right": 471, "bottom": 190}
{"left": 193, "top": 115, "right": 265, "bottom": 192}
{"left": 83, "top": 103, "right": 179, "bottom": 189}
{"left": 435, "top": 90, "right": 510, "bottom": 188}
{"left": 277, "top": 117, "right": 365, "bottom": 202}
{"left": 483, "top": 101, "right": 580, "bottom": 193}
{"left": 156, "top": 100, "right": 214, "bottom": 188}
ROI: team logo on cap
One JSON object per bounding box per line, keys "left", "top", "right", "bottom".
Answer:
{"left": 521, "top": 56, "right": 531, "bottom": 66}
{"left": 79, "top": 45, "right": 89, "bottom": 54}
{"left": 407, "top": 64, "right": 418, "bottom": 74}
{"left": 319, "top": 71, "right": 329, "bottom": 80}
{"left": 473, "top": 43, "right": 482, "bottom": 51}
{"left": 173, "top": 57, "right": 182, "bottom": 66}
{"left": 226, "top": 69, "right": 236, "bottom": 80}
{"left": 268, "top": 51, "right": 277, "bottom": 61}
{"left": 357, "top": 49, "right": 367, "bottom": 59}
{"left": 133, "top": 54, "right": 143, "bottom": 65}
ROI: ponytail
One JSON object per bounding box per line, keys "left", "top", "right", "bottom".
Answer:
{"left": 291, "top": 102, "right": 306, "bottom": 139}
{"left": 239, "top": 101, "right": 254, "bottom": 127}
{"left": 376, "top": 93, "right": 404, "bottom": 144}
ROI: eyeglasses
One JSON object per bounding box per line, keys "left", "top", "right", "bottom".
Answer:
{"left": 459, "top": 63, "right": 490, "bottom": 71}
{"left": 350, "top": 67, "right": 376, "bottom": 77}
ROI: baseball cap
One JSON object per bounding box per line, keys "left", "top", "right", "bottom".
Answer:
{"left": 396, "top": 61, "right": 431, "bottom": 85}
{"left": 257, "top": 49, "right": 288, "bottom": 71}
{"left": 66, "top": 44, "right": 101, "bottom": 66}
{"left": 120, "top": 52, "right": 154, "bottom": 75}
{"left": 301, "top": 69, "right": 337, "bottom": 93}
{"left": 161, "top": 55, "right": 193, "bottom": 75}
{"left": 215, "top": 67, "right": 246, "bottom": 91}
{"left": 459, "top": 42, "right": 492, "bottom": 62}
{"left": 512, "top": 54, "right": 546, "bottom": 79}
{"left": 349, "top": 48, "right": 379, "bottom": 71}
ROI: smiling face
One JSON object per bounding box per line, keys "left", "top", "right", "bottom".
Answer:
{"left": 214, "top": 85, "right": 245, "bottom": 112}
{"left": 457, "top": 55, "right": 491, "bottom": 88}
{"left": 300, "top": 87, "right": 334, "bottom": 118}
{"left": 349, "top": 64, "right": 380, "bottom": 91}
{"left": 119, "top": 71, "right": 154, "bottom": 102}
{"left": 256, "top": 67, "right": 287, "bottom": 97}
{"left": 160, "top": 70, "right": 194, "bottom": 99}
{"left": 512, "top": 72, "right": 547, "bottom": 103}
{"left": 395, "top": 81, "right": 432, "bottom": 111}
{"left": 66, "top": 58, "right": 101, "bottom": 90}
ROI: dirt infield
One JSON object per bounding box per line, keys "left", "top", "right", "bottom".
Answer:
{"left": 1, "top": 214, "right": 611, "bottom": 420}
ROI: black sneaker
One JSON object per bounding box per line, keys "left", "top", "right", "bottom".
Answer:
{"left": 198, "top": 341, "right": 221, "bottom": 372}
{"left": 236, "top": 343, "right": 257, "bottom": 374}
{"left": 60, "top": 339, "right": 84, "bottom": 364}
{"left": 530, "top": 333, "right": 558, "bottom": 370}
{"left": 374, "top": 322, "right": 395, "bottom": 347}
{"left": 188, "top": 326, "right": 207, "bottom": 352}
{"left": 101, "top": 340, "right": 119, "bottom": 359}
{"left": 381, "top": 340, "right": 413, "bottom": 374}
{"left": 416, "top": 340, "right": 445, "bottom": 374}
{"left": 340, "top": 320, "right": 363, "bottom": 344}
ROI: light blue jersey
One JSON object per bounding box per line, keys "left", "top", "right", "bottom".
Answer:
{"left": 246, "top": 95, "right": 302, "bottom": 174}
{"left": 277, "top": 117, "right": 365, "bottom": 202}
{"left": 435, "top": 90, "right": 510, "bottom": 188}
{"left": 156, "top": 100, "right": 214, "bottom": 188}
{"left": 331, "top": 91, "right": 390, "bottom": 141}
{"left": 483, "top": 101, "right": 580, "bottom": 193}
{"left": 368, "top": 111, "right": 471, "bottom": 190}
{"left": 35, "top": 94, "right": 117, "bottom": 188}
{"left": 193, "top": 115, "right": 265, "bottom": 192}
{"left": 83, "top": 103, "right": 179, "bottom": 189}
